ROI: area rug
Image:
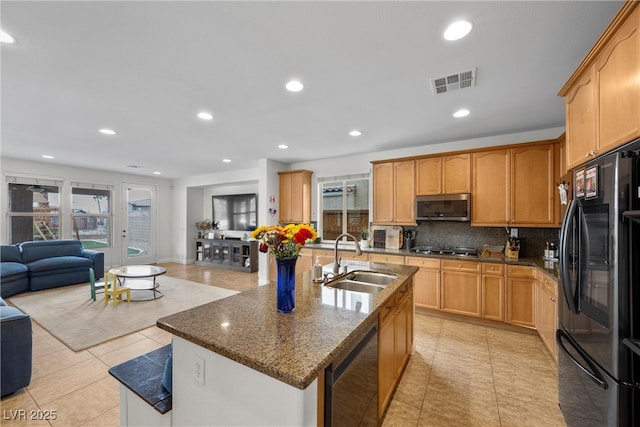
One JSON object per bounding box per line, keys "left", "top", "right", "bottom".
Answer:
{"left": 7, "top": 276, "right": 238, "bottom": 351}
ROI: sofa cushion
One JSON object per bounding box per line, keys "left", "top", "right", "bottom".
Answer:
{"left": 0, "top": 245, "right": 22, "bottom": 263}
{"left": 20, "top": 240, "right": 83, "bottom": 264}
{"left": 27, "top": 256, "right": 92, "bottom": 275}
{"left": 0, "top": 262, "right": 29, "bottom": 279}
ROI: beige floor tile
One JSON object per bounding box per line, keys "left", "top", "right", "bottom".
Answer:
{"left": 392, "top": 356, "right": 431, "bottom": 409}
{"left": 30, "top": 322, "right": 51, "bottom": 345}
{"left": 86, "top": 332, "right": 147, "bottom": 357}
{"left": 81, "top": 406, "right": 120, "bottom": 427}
{"left": 31, "top": 334, "right": 68, "bottom": 359}
{"left": 421, "top": 380, "right": 500, "bottom": 427}
{"left": 0, "top": 390, "right": 52, "bottom": 426}
{"left": 27, "top": 357, "right": 110, "bottom": 405}
{"left": 381, "top": 399, "right": 421, "bottom": 427}
{"left": 49, "top": 376, "right": 120, "bottom": 427}
{"left": 31, "top": 347, "right": 94, "bottom": 381}
{"left": 497, "top": 395, "right": 566, "bottom": 427}
{"left": 138, "top": 325, "right": 173, "bottom": 344}
{"left": 94, "top": 337, "right": 164, "bottom": 367}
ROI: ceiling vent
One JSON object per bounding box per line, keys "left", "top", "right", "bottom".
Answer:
{"left": 431, "top": 68, "right": 476, "bottom": 95}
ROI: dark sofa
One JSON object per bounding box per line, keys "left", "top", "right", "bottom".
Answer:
{"left": 0, "top": 240, "right": 105, "bottom": 298}
{"left": 0, "top": 297, "right": 32, "bottom": 396}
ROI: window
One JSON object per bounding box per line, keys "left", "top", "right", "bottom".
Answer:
{"left": 319, "top": 174, "right": 369, "bottom": 241}
{"left": 6, "top": 179, "right": 61, "bottom": 244}
{"left": 71, "top": 186, "right": 112, "bottom": 248}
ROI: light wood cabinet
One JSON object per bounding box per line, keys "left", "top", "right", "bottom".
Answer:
{"left": 406, "top": 256, "right": 440, "bottom": 310}
{"left": 473, "top": 143, "right": 557, "bottom": 227}
{"left": 536, "top": 271, "right": 558, "bottom": 361}
{"left": 560, "top": 3, "right": 640, "bottom": 170}
{"left": 278, "top": 170, "right": 312, "bottom": 224}
{"left": 472, "top": 149, "right": 510, "bottom": 226}
{"left": 481, "top": 263, "right": 505, "bottom": 321}
{"left": 369, "top": 253, "right": 405, "bottom": 265}
{"left": 268, "top": 247, "right": 315, "bottom": 282}
{"left": 416, "top": 153, "right": 471, "bottom": 195}
{"left": 378, "top": 280, "right": 413, "bottom": 419}
{"left": 507, "top": 265, "right": 536, "bottom": 327}
{"left": 372, "top": 160, "right": 415, "bottom": 225}
{"left": 440, "top": 260, "right": 481, "bottom": 317}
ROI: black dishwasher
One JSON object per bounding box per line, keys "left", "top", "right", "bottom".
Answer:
{"left": 324, "top": 318, "right": 378, "bottom": 426}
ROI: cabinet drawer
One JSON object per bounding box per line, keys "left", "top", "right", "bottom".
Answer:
{"left": 340, "top": 251, "right": 369, "bottom": 261}
{"left": 539, "top": 272, "right": 558, "bottom": 297}
{"left": 441, "top": 259, "right": 481, "bottom": 273}
{"left": 405, "top": 256, "right": 440, "bottom": 269}
{"left": 369, "top": 253, "right": 405, "bottom": 265}
{"left": 507, "top": 265, "right": 536, "bottom": 279}
{"left": 482, "top": 263, "right": 504, "bottom": 275}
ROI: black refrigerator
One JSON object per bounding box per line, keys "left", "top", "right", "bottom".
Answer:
{"left": 557, "top": 138, "right": 640, "bottom": 426}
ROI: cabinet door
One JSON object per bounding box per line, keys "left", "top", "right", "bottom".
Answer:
{"left": 296, "top": 248, "right": 313, "bottom": 274}
{"left": 393, "top": 160, "right": 416, "bottom": 224}
{"left": 373, "top": 163, "right": 394, "bottom": 224}
{"left": 278, "top": 172, "right": 292, "bottom": 223}
{"left": 441, "top": 270, "right": 481, "bottom": 317}
{"left": 414, "top": 268, "right": 440, "bottom": 310}
{"left": 482, "top": 274, "right": 504, "bottom": 321}
{"left": 472, "top": 149, "right": 510, "bottom": 226}
{"left": 394, "top": 296, "right": 409, "bottom": 378}
{"left": 511, "top": 144, "right": 555, "bottom": 226}
{"left": 377, "top": 313, "right": 396, "bottom": 419}
{"left": 290, "top": 172, "right": 305, "bottom": 223}
{"left": 596, "top": 7, "right": 640, "bottom": 153}
{"left": 415, "top": 157, "right": 442, "bottom": 195}
{"left": 507, "top": 277, "right": 535, "bottom": 327}
{"left": 541, "top": 284, "right": 558, "bottom": 360}
{"left": 443, "top": 153, "right": 471, "bottom": 194}
{"left": 565, "top": 68, "right": 597, "bottom": 169}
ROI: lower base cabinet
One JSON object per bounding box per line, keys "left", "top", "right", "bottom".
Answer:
{"left": 196, "top": 239, "right": 258, "bottom": 272}
{"left": 406, "top": 257, "right": 440, "bottom": 310}
{"left": 378, "top": 279, "right": 413, "bottom": 420}
{"left": 536, "top": 271, "right": 558, "bottom": 360}
{"left": 440, "top": 260, "right": 482, "bottom": 317}
{"left": 507, "top": 266, "right": 536, "bottom": 327}
{"left": 482, "top": 263, "right": 505, "bottom": 321}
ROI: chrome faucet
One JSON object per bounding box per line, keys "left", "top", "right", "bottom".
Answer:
{"left": 333, "top": 233, "right": 362, "bottom": 274}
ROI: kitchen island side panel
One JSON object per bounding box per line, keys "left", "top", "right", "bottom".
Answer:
{"left": 172, "top": 336, "right": 318, "bottom": 426}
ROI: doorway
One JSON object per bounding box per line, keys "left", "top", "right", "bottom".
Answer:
{"left": 121, "top": 183, "right": 157, "bottom": 265}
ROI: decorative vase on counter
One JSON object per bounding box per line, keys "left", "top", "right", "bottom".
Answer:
{"left": 276, "top": 257, "right": 297, "bottom": 314}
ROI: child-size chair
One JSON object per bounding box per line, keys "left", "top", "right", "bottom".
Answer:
{"left": 89, "top": 268, "right": 105, "bottom": 301}
{"left": 104, "top": 272, "right": 130, "bottom": 307}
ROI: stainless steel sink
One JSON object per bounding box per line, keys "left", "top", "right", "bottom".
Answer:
{"left": 327, "top": 280, "right": 386, "bottom": 294}
{"left": 344, "top": 271, "right": 398, "bottom": 286}
{"left": 324, "top": 270, "right": 398, "bottom": 294}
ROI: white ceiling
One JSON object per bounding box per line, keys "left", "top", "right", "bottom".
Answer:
{"left": 1, "top": 1, "right": 622, "bottom": 179}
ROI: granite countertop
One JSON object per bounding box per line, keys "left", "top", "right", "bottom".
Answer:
{"left": 304, "top": 243, "right": 560, "bottom": 279}
{"left": 156, "top": 262, "right": 418, "bottom": 390}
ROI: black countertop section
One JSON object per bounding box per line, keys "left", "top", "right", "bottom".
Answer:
{"left": 108, "top": 344, "right": 172, "bottom": 414}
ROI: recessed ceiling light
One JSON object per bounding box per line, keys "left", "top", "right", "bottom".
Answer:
{"left": 285, "top": 80, "right": 304, "bottom": 92}
{"left": 222, "top": 159, "right": 231, "bottom": 163}
{"left": 0, "top": 30, "right": 15, "bottom": 44}
{"left": 453, "top": 108, "right": 470, "bottom": 118}
{"left": 197, "top": 112, "right": 213, "bottom": 120}
{"left": 99, "top": 128, "right": 116, "bottom": 135}
{"left": 349, "top": 130, "right": 363, "bottom": 137}
{"left": 444, "top": 20, "right": 473, "bottom": 41}
{"left": 278, "top": 144, "right": 289, "bottom": 149}
{"left": 42, "top": 155, "right": 55, "bottom": 159}
{"left": 153, "top": 171, "right": 161, "bottom": 175}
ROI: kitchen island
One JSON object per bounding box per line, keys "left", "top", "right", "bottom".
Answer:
{"left": 155, "top": 261, "right": 417, "bottom": 426}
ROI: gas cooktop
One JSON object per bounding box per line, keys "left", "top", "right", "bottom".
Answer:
{"left": 411, "top": 245, "right": 478, "bottom": 257}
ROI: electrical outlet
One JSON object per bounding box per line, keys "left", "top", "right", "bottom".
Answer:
{"left": 194, "top": 355, "right": 205, "bottom": 385}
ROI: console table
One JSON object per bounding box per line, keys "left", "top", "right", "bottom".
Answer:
{"left": 195, "top": 238, "right": 258, "bottom": 273}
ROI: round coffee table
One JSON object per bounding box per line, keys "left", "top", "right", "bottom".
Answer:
{"left": 108, "top": 265, "right": 167, "bottom": 300}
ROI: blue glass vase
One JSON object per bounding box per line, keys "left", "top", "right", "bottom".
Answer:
{"left": 276, "top": 257, "right": 297, "bottom": 314}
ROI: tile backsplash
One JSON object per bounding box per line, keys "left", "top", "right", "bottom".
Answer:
{"left": 403, "top": 222, "right": 560, "bottom": 259}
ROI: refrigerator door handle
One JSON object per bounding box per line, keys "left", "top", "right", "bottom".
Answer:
{"left": 559, "top": 199, "right": 579, "bottom": 314}
{"left": 622, "top": 210, "right": 640, "bottom": 225}
{"left": 557, "top": 329, "right": 608, "bottom": 389}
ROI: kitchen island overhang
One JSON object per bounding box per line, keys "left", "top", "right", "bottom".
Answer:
{"left": 155, "top": 262, "right": 417, "bottom": 426}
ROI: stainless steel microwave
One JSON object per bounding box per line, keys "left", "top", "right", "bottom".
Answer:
{"left": 415, "top": 194, "right": 471, "bottom": 221}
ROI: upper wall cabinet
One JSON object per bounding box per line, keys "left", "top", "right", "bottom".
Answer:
{"left": 372, "top": 160, "right": 415, "bottom": 225}
{"left": 278, "top": 170, "right": 312, "bottom": 224}
{"left": 416, "top": 153, "right": 471, "bottom": 195}
{"left": 473, "top": 142, "right": 557, "bottom": 227}
{"left": 560, "top": 3, "right": 639, "bottom": 170}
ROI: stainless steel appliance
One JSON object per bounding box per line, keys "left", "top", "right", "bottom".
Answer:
{"left": 324, "top": 318, "right": 377, "bottom": 426}
{"left": 415, "top": 193, "right": 471, "bottom": 221}
{"left": 557, "top": 138, "right": 640, "bottom": 426}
